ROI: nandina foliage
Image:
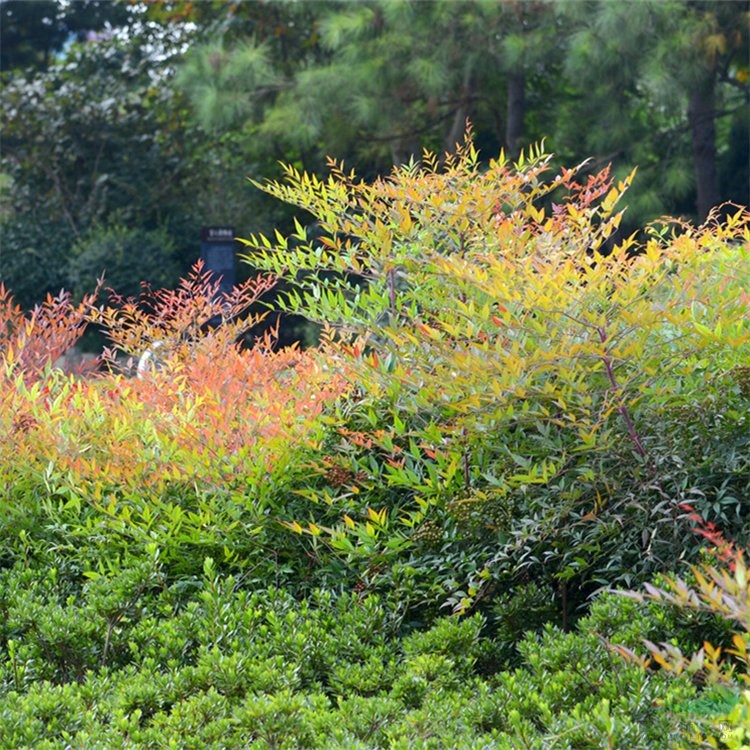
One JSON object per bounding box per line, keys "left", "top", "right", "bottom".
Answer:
{"left": 612, "top": 511, "right": 750, "bottom": 748}
{"left": 244, "top": 133, "right": 750, "bottom": 615}
{"left": 0, "top": 265, "right": 351, "bottom": 576}
{"left": 88, "top": 260, "right": 276, "bottom": 368}
{"left": 0, "top": 283, "right": 99, "bottom": 383}
{"left": 0, "top": 145, "right": 748, "bottom": 749}
{"left": 1, "top": 137, "right": 747, "bottom": 622}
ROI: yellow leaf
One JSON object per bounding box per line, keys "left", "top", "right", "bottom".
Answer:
{"left": 399, "top": 211, "right": 413, "bottom": 233}
{"left": 702, "top": 32, "right": 727, "bottom": 61}
{"left": 601, "top": 187, "right": 619, "bottom": 214}
{"left": 731, "top": 633, "right": 748, "bottom": 658}
{"left": 704, "top": 641, "right": 722, "bottom": 664}
{"left": 651, "top": 651, "right": 672, "bottom": 672}
{"left": 736, "top": 558, "right": 747, "bottom": 590}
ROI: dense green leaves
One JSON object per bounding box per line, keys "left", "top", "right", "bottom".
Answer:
{"left": 0, "top": 17, "right": 198, "bottom": 306}
{"left": 69, "top": 226, "right": 181, "bottom": 301}
{"left": 0, "top": 564, "right": 696, "bottom": 749}
{"left": 1, "top": 143, "right": 748, "bottom": 747}
{"left": 242, "top": 140, "right": 749, "bottom": 624}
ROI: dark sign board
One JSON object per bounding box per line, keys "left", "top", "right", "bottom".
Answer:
{"left": 200, "top": 226, "right": 236, "bottom": 298}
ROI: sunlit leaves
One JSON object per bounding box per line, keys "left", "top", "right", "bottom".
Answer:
{"left": 0, "top": 269, "right": 351, "bottom": 570}
{"left": 87, "top": 259, "right": 276, "bottom": 364}
{"left": 238, "top": 133, "right": 749, "bottom": 603}
{"left": 0, "top": 282, "right": 99, "bottom": 384}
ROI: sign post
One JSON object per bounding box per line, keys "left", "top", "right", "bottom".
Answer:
{"left": 200, "top": 226, "right": 236, "bottom": 298}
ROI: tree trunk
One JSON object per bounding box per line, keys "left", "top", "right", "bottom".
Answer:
{"left": 506, "top": 72, "right": 525, "bottom": 159}
{"left": 445, "top": 102, "right": 468, "bottom": 156}
{"left": 688, "top": 80, "right": 720, "bottom": 221}
{"left": 444, "top": 67, "right": 473, "bottom": 155}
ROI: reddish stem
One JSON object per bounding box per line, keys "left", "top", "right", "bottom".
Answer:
{"left": 598, "top": 326, "right": 646, "bottom": 458}
{"left": 388, "top": 267, "right": 397, "bottom": 320}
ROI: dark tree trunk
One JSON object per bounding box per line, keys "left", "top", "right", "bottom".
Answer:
{"left": 688, "top": 81, "right": 720, "bottom": 221}
{"left": 506, "top": 72, "right": 525, "bottom": 159}
{"left": 444, "top": 68, "right": 473, "bottom": 156}
{"left": 445, "top": 102, "right": 468, "bottom": 155}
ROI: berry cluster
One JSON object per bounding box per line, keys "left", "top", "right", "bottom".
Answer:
{"left": 731, "top": 365, "right": 750, "bottom": 399}
{"left": 446, "top": 497, "right": 475, "bottom": 523}
{"left": 412, "top": 519, "right": 443, "bottom": 545}
{"left": 447, "top": 491, "right": 514, "bottom": 532}
{"left": 325, "top": 466, "right": 354, "bottom": 487}
{"left": 324, "top": 466, "right": 370, "bottom": 487}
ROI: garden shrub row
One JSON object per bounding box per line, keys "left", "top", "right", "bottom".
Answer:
{"left": 1, "top": 558, "right": 700, "bottom": 749}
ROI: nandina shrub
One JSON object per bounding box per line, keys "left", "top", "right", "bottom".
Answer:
{"left": 88, "top": 259, "right": 277, "bottom": 371}
{"left": 612, "top": 512, "right": 750, "bottom": 748}
{"left": 0, "top": 266, "right": 351, "bottom": 581}
{"left": 242, "top": 132, "right": 750, "bottom": 620}
{"left": 0, "top": 149, "right": 742, "bottom": 750}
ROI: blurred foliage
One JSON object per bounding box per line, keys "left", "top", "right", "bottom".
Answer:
{"left": 69, "top": 225, "right": 181, "bottom": 302}
{"left": 175, "top": 0, "right": 749, "bottom": 223}
{"left": 0, "top": 215, "right": 74, "bottom": 309}
{"left": 0, "top": 1, "right": 67, "bottom": 71}
{"left": 0, "top": 13, "right": 199, "bottom": 307}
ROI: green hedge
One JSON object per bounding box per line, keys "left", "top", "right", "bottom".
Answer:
{"left": 1, "top": 556, "right": 699, "bottom": 749}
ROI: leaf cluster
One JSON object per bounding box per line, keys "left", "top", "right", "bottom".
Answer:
{"left": 0, "top": 139, "right": 748, "bottom": 747}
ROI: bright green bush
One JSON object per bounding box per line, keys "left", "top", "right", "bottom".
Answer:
{"left": 0, "top": 563, "right": 696, "bottom": 749}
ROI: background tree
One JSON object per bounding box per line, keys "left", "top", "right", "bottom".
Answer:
{"left": 174, "top": 0, "right": 340, "bottom": 172}
{"left": 0, "top": 0, "right": 131, "bottom": 71}
{"left": 0, "top": 0, "right": 67, "bottom": 70}
{"left": 0, "top": 2, "right": 284, "bottom": 309}
{"left": 554, "top": 0, "right": 749, "bottom": 222}
{"left": 175, "top": 1, "right": 564, "bottom": 169}
{"left": 2, "top": 0, "right": 747, "bottom": 312}
{"left": 175, "top": 0, "right": 747, "bottom": 227}
{"left": 0, "top": 17, "right": 195, "bottom": 306}
{"left": 647, "top": 0, "right": 749, "bottom": 219}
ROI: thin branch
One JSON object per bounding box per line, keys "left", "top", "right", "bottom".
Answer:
{"left": 598, "top": 326, "right": 646, "bottom": 458}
